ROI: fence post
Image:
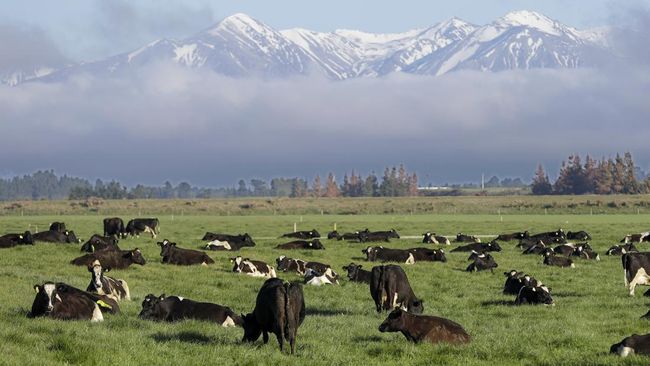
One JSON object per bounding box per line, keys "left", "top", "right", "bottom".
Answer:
{"left": 294, "top": 222, "right": 297, "bottom": 232}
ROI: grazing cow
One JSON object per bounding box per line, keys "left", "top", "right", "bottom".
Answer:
{"left": 49, "top": 222, "right": 66, "bottom": 232}
{"left": 370, "top": 265, "right": 423, "bottom": 314}
{"left": 422, "top": 233, "right": 451, "bottom": 245}
{"left": 280, "top": 229, "right": 320, "bottom": 239}
{"left": 80, "top": 234, "right": 120, "bottom": 253}
{"left": 503, "top": 271, "right": 542, "bottom": 295}
{"left": 515, "top": 285, "right": 554, "bottom": 305}
{"left": 496, "top": 231, "right": 529, "bottom": 241}
{"left": 103, "top": 217, "right": 126, "bottom": 238}
{"left": 379, "top": 309, "right": 470, "bottom": 345}
{"left": 607, "top": 244, "right": 638, "bottom": 256}
{"left": 363, "top": 246, "right": 415, "bottom": 264}
{"left": 304, "top": 268, "right": 339, "bottom": 286}
{"left": 275, "top": 239, "right": 324, "bottom": 250}
{"left": 342, "top": 263, "right": 372, "bottom": 284}
{"left": 451, "top": 241, "right": 502, "bottom": 253}
{"left": 610, "top": 334, "right": 650, "bottom": 357}
{"left": 622, "top": 252, "right": 650, "bottom": 295}
{"left": 359, "top": 229, "right": 400, "bottom": 243}
{"left": 0, "top": 231, "right": 34, "bottom": 248}
{"left": 86, "top": 260, "right": 130, "bottom": 301}
{"left": 456, "top": 233, "right": 480, "bottom": 243}
{"left": 231, "top": 256, "right": 277, "bottom": 278}
{"left": 71, "top": 248, "right": 146, "bottom": 269}
{"left": 29, "top": 282, "right": 119, "bottom": 321}
{"left": 567, "top": 230, "right": 591, "bottom": 241}
{"left": 543, "top": 252, "right": 574, "bottom": 268}
{"left": 242, "top": 278, "right": 306, "bottom": 354}
{"left": 139, "top": 294, "right": 243, "bottom": 327}
{"left": 407, "top": 247, "right": 447, "bottom": 262}
{"left": 621, "top": 232, "right": 650, "bottom": 244}
{"left": 159, "top": 240, "right": 214, "bottom": 266}
{"left": 32, "top": 230, "right": 80, "bottom": 244}
{"left": 275, "top": 256, "right": 332, "bottom": 276}
{"left": 125, "top": 218, "right": 160, "bottom": 238}
{"left": 466, "top": 252, "right": 498, "bottom": 272}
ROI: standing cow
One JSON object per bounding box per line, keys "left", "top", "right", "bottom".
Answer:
{"left": 103, "top": 218, "right": 126, "bottom": 238}
{"left": 370, "top": 265, "right": 423, "bottom": 314}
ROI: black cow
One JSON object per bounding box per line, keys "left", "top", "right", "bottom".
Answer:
{"left": 86, "top": 260, "right": 130, "bottom": 301}
{"left": 496, "top": 231, "right": 529, "bottom": 241}
{"left": 29, "top": 282, "right": 119, "bottom": 321}
{"left": 531, "top": 229, "right": 565, "bottom": 240}
{"left": 327, "top": 231, "right": 340, "bottom": 239}
{"left": 553, "top": 243, "right": 576, "bottom": 256}
{"left": 0, "top": 231, "right": 34, "bottom": 248}
{"left": 80, "top": 234, "right": 120, "bottom": 253}
{"left": 503, "top": 271, "right": 542, "bottom": 295}
{"left": 466, "top": 252, "right": 498, "bottom": 272}
{"left": 622, "top": 252, "right": 650, "bottom": 296}
{"left": 71, "top": 248, "right": 146, "bottom": 269}
{"left": 610, "top": 334, "right": 650, "bottom": 357}
{"left": 280, "top": 229, "right": 320, "bottom": 239}
{"left": 379, "top": 309, "right": 471, "bottom": 345}
{"left": 276, "top": 239, "right": 324, "bottom": 250}
{"left": 370, "top": 265, "right": 423, "bottom": 314}
{"left": 359, "top": 229, "right": 400, "bottom": 243}
{"left": 337, "top": 229, "right": 369, "bottom": 241}
{"left": 363, "top": 246, "right": 415, "bottom": 264}
{"left": 49, "top": 222, "right": 66, "bottom": 232}
{"left": 515, "top": 285, "right": 554, "bottom": 305}
{"left": 607, "top": 244, "right": 638, "bottom": 256}
{"left": 342, "top": 263, "right": 372, "bottom": 283}
{"left": 139, "top": 294, "right": 243, "bottom": 327}
{"left": 242, "top": 278, "right": 306, "bottom": 354}
{"left": 422, "top": 233, "right": 451, "bottom": 245}
{"left": 450, "top": 241, "right": 502, "bottom": 253}
{"left": 125, "top": 218, "right": 160, "bottom": 238}
{"left": 456, "top": 233, "right": 480, "bottom": 243}
{"left": 103, "top": 217, "right": 126, "bottom": 238}
{"left": 566, "top": 230, "right": 591, "bottom": 241}
{"left": 275, "top": 256, "right": 332, "bottom": 276}
{"left": 543, "top": 252, "right": 574, "bottom": 268}
{"left": 231, "top": 256, "right": 277, "bottom": 278}
{"left": 32, "top": 230, "right": 80, "bottom": 244}
{"left": 159, "top": 240, "right": 214, "bottom": 266}
{"left": 407, "top": 247, "right": 447, "bottom": 262}
{"left": 204, "top": 233, "right": 256, "bottom": 251}
{"left": 522, "top": 241, "right": 552, "bottom": 255}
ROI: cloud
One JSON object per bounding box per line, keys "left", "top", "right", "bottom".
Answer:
{"left": 0, "top": 23, "right": 69, "bottom": 75}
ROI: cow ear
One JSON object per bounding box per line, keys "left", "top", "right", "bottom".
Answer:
{"left": 104, "top": 267, "right": 111, "bottom": 273}
{"left": 33, "top": 285, "right": 40, "bottom": 293}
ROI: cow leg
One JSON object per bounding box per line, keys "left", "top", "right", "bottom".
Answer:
{"left": 262, "top": 331, "right": 269, "bottom": 344}
{"left": 289, "top": 334, "right": 296, "bottom": 355}
{"left": 277, "top": 332, "right": 285, "bottom": 353}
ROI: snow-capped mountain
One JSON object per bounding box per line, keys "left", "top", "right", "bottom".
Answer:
{"left": 7, "top": 11, "right": 610, "bottom": 85}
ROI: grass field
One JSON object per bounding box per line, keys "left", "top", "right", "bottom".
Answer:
{"left": 2, "top": 212, "right": 650, "bottom": 365}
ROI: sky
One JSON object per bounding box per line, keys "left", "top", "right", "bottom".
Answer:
{"left": 0, "top": 1, "right": 650, "bottom": 187}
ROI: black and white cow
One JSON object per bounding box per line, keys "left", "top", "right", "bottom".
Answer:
{"left": 515, "top": 285, "right": 554, "bottom": 305}
{"left": 276, "top": 239, "right": 324, "bottom": 250}
{"left": 86, "top": 260, "right": 130, "bottom": 301}
{"left": 407, "top": 247, "right": 447, "bottom": 262}
{"left": 495, "top": 231, "right": 529, "bottom": 241}
{"left": 80, "top": 234, "right": 120, "bottom": 253}
{"left": 304, "top": 268, "right": 339, "bottom": 286}
{"left": 336, "top": 229, "right": 369, "bottom": 241}
{"left": 571, "top": 244, "right": 600, "bottom": 261}
{"left": 363, "top": 246, "right": 415, "bottom": 264}
{"left": 32, "top": 230, "right": 80, "bottom": 244}
{"left": 29, "top": 282, "right": 119, "bottom": 321}
{"left": 610, "top": 334, "right": 650, "bottom": 357}
{"left": 466, "top": 252, "right": 498, "bottom": 272}
{"left": 280, "top": 229, "right": 320, "bottom": 239}
{"left": 103, "top": 217, "right": 126, "bottom": 238}
{"left": 503, "top": 271, "right": 542, "bottom": 295}
{"left": 275, "top": 256, "right": 333, "bottom": 276}
{"left": 139, "top": 294, "right": 242, "bottom": 327}
{"left": 622, "top": 252, "right": 650, "bottom": 295}
{"left": 370, "top": 265, "right": 423, "bottom": 314}
{"left": 231, "top": 256, "right": 277, "bottom": 278}
{"left": 125, "top": 218, "right": 160, "bottom": 238}
{"left": 71, "top": 248, "right": 146, "bottom": 269}
{"left": 607, "top": 244, "right": 638, "bottom": 256}
{"left": 456, "top": 233, "right": 480, "bottom": 243}
{"left": 0, "top": 231, "right": 34, "bottom": 248}
{"left": 359, "top": 229, "right": 400, "bottom": 243}
{"left": 531, "top": 229, "right": 566, "bottom": 240}
{"left": 342, "top": 263, "right": 372, "bottom": 283}
{"left": 422, "top": 233, "right": 451, "bottom": 245}
{"left": 522, "top": 241, "right": 552, "bottom": 255}
{"left": 543, "top": 252, "right": 574, "bottom": 268}
{"left": 159, "top": 240, "right": 214, "bottom": 266}
{"left": 566, "top": 230, "right": 591, "bottom": 241}
{"left": 450, "top": 241, "right": 502, "bottom": 253}
{"left": 621, "top": 232, "right": 650, "bottom": 244}
{"left": 203, "top": 233, "right": 256, "bottom": 251}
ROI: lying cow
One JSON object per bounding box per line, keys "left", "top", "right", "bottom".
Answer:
{"left": 359, "top": 229, "right": 400, "bottom": 243}
{"left": 572, "top": 244, "right": 600, "bottom": 261}
{"left": 407, "top": 247, "right": 446, "bottom": 262}
{"left": 522, "top": 241, "right": 552, "bottom": 255}
{"left": 275, "top": 256, "right": 332, "bottom": 276}
{"left": 103, "top": 217, "right": 126, "bottom": 238}
{"left": 466, "top": 252, "right": 498, "bottom": 272}
{"left": 80, "top": 234, "right": 120, "bottom": 253}
{"left": 515, "top": 285, "right": 554, "bottom": 305}
{"left": 139, "top": 294, "right": 242, "bottom": 327}
{"left": 379, "top": 309, "right": 471, "bottom": 345}
{"left": 370, "top": 265, "right": 423, "bottom": 314}
{"left": 231, "top": 256, "right": 277, "bottom": 278}
{"left": 495, "top": 231, "right": 529, "bottom": 241}
{"left": 29, "top": 282, "right": 119, "bottom": 322}
{"left": 422, "top": 232, "right": 450, "bottom": 245}
{"left": 71, "top": 248, "right": 146, "bottom": 269}
{"left": 566, "top": 230, "right": 591, "bottom": 241}
{"left": 342, "top": 263, "right": 371, "bottom": 283}
{"left": 276, "top": 239, "right": 324, "bottom": 250}
{"left": 280, "top": 229, "right": 320, "bottom": 239}
{"left": 363, "top": 246, "right": 415, "bottom": 264}
{"left": 503, "top": 271, "right": 542, "bottom": 295}
{"left": 456, "top": 233, "right": 480, "bottom": 243}
{"left": 607, "top": 244, "right": 638, "bottom": 256}
{"left": 125, "top": 218, "right": 160, "bottom": 238}
{"left": 86, "top": 260, "right": 130, "bottom": 301}
{"left": 32, "top": 230, "right": 80, "bottom": 244}
{"left": 610, "top": 334, "right": 650, "bottom": 357}
{"left": 531, "top": 229, "right": 565, "bottom": 240}
{"left": 621, "top": 232, "right": 650, "bottom": 244}
{"left": 204, "top": 233, "right": 255, "bottom": 251}
{"left": 304, "top": 268, "right": 339, "bottom": 286}
{"left": 543, "top": 252, "right": 574, "bottom": 268}
{"left": 336, "top": 229, "right": 368, "bottom": 241}
{"left": 622, "top": 252, "right": 650, "bottom": 295}
{"left": 451, "top": 241, "right": 502, "bottom": 253}
{"left": 49, "top": 222, "right": 66, "bottom": 232}
{"left": 159, "top": 240, "right": 214, "bottom": 266}
{"left": 0, "top": 231, "right": 34, "bottom": 248}
{"left": 242, "top": 278, "right": 306, "bottom": 354}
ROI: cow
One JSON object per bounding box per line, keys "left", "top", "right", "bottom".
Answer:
{"left": 159, "top": 240, "right": 214, "bottom": 266}
{"left": 572, "top": 244, "right": 600, "bottom": 261}
{"left": 275, "top": 239, "right": 324, "bottom": 250}
{"left": 80, "top": 234, "right": 120, "bottom": 253}
{"left": 553, "top": 243, "right": 576, "bottom": 256}
{"left": 503, "top": 271, "right": 542, "bottom": 295}
{"left": 32, "top": 230, "right": 80, "bottom": 244}
{"left": 242, "top": 278, "right": 306, "bottom": 354}
{"left": 422, "top": 232, "right": 451, "bottom": 245}
{"left": 566, "top": 230, "right": 591, "bottom": 241}
{"left": 342, "top": 263, "right": 372, "bottom": 284}
{"left": 275, "top": 256, "right": 333, "bottom": 276}
{"left": 543, "top": 252, "right": 574, "bottom": 268}
{"left": 621, "top": 232, "right": 650, "bottom": 244}
{"left": 359, "top": 229, "right": 400, "bottom": 243}
{"left": 139, "top": 293, "right": 243, "bottom": 327}
{"left": 622, "top": 252, "right": 650, "bottom": 295}
{"left": 456, "top": 233, "right": 480, "bottom": 243}
{"left": 0, "top": 231, "right": 34, "bottom": 248}
{"left": 71, "top": 248, "right": 146, "bottom": 269}
{"left": 407, "top": 247, "right": 447, "bottom": 262}
{"left": 466, "top": 252, "right": 498, "bottom": 272}
{"left": 363, "top": 246, "right": 415, "bottom": 264}
{"left": 231, "top": 256, "right": 277, "bottom": 278}
{"left": 337, "top": 229, "right": 369, "bottom": 241}
{"left": 610, "top": 334, "right": 650, "bottom": 357}
{"left": 86, "top": 260, "right": 130, "bottom": 301}
{"left": 49, "top": 222, "right": 66, "bottom": 232}
{"left": 531, "top": 229, "right": 565, "bottom": 240}
{"left": 103, "top": 217, "right": 126, "bottom": 238}
{"left": 607, "top": 244, "right": 638, "bottom": 256}
{"left": 125, "top": 218, "right": 160, "bottom": 238}
{"left": 304, "top": 268, "right": 339, "bottom": 286}
{"left": 280, "top": 229, "right": 320, "bottom": 239}
{"left": 450, "top": 241, "right": 502, "bottom": 253}
{"left": 326, "top": 231, "right": 340, "bottom": 239}
{"left": 370, "top": 265, "right": 423, "bottom": 314}
{"left": 515, "top": 285, "right": 554, "bottom": 305}
{"left": 495, "top": 231, "right": 529, "bottom": 241}
{"left": 29, "top": 282, "right": 119, "bottom": 321}
{"left": 379, "top": 309, "right": 471, "bottom": 345}
{"left": 204, "top": 234, "right": 256, "bottom": 251}
{"left": 522, "top": 241, "right": 552, "bottom": 255}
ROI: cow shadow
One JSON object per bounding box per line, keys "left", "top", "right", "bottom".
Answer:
{"left": 351, "top": 335, "right": 383, "bottom": 343}
{"left": 480, "top": 300, "right": 516, "bottom": 307}
{"left": 151, "top": 331, "right": 217, "bottom": 345}
{"left": 553, "top": 291, "right": 584, "bottom": 298}
{"left": 306, "top": 307, "right": 352, "bottom": 317}
{"left": 349, "top": 257, "right": 367, "bottom": 261}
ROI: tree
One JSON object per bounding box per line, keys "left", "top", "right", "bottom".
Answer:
{"left": 324, "top": 173, "right": 340, "bottom": 197}
{"left": 363, "top": 173, "right": 379, "bottom": 197}
{"left": 236, "top": 180, "right": 249, "bottom": 196}
{"left": 408, "top": 173, "right": 419, "bottom": 196}
{"left": 485, "top": 175, "right": 500, "bottom": 188}
{"left": 311, "top": 175, "right": 322, "bottom": 197}
{"left": 177, "top": 182, "right": 192, "bottom": 198}
{"left": 531, "top": 164, "right": 553, "bottom": 195}
{"left": 250, "top": 179, "right": 269, "bottom": 196}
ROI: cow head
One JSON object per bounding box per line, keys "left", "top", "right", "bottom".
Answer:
{"left": 22, "top": 231, "right": 34, "bottom": 245}
{"left": 276, "top": 256, "right": 292, "bottom": 271}
{"left": 389, "top": 229, "right": 400, "bottom": 239}
{"left": 126, "top": 248, "right": 146, "bottom": 265}
{"left": 139, "top": 294, "right": 164, "bottom": 320}
{"left": 530, "top": 286, "right": 554, "bottom": 305}
{"left": 309, "top": 239, "right": 324, "bottom": 249}
{"left": 66, "top": 231, "right": 80, "bottom": 244}
{"left": 158, "top": 239, "right": 176, "bottom": 257}
{"left": 379, "top": 309, "right": 407, "bottom": 333}
{"left": 230, "top": 256, "right": 244, "bottom": 272}
{"left": 343, "top": 263, "right": 362, "bottom": 280}
{"left": 29, "top": 282, "right": 59, "bottom": 317}
{"left": 241, "top": 233, "right": 256, "bottom": 247}
{"left": 311, "top": 229, "right": 321, "bottom": 238}
{"left": 488, "top": 241, "right": 502, "bottom": 252}
{"left": 327, "top": 231, "right": 340, "bottom": 240}
{"left": 88, "top": 260, "right": 107, "bottom": 289}
{"left": 241, "top": 313, "right": 262, "bottom": 342}
{"left": 362, "top": 246, "right": 377, "bottom": 261}
{"left": 519, "top": 231, "right": 530, "bottom": 239}
{"left": 434, "top": 249, "right": 447, "bottom": 262}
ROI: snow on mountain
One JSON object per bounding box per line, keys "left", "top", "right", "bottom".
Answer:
{"left": 8, "top": 11, "right": 612, "bottom": 85}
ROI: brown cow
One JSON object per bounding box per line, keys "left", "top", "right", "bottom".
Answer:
{"left": 379, "top": 309, "right": 471, "bottom": 345}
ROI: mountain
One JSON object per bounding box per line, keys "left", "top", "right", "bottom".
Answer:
{"left": 7, "top": 11, "right": 610, "bottom": 85}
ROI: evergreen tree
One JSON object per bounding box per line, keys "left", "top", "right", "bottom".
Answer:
{"left": 325, "top": 173, "right": 340, "bottom": 197}
{"left": 532, "top": 164, "right": 553, "bottom": 195}
{"left": 311, "top": 175, "right": 322, "bottom": 197}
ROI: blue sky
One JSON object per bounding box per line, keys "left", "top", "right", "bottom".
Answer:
{"left": 0, "top": 0, "right": 638, "bottom": 61}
